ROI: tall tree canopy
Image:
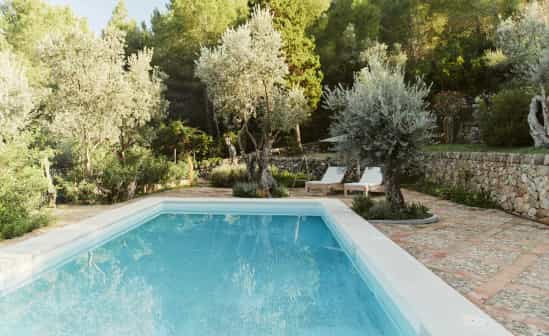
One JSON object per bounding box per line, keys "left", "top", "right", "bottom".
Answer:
{"left": 106, "top": 0, "right": 150, "bottom": 56}
{"left": 491, "top": 1, "right": 549, "bottom": 146}
{"left": 326, "top": 46, "right": 434, "bottom": 209}
{"left": 313, "top": 0, "right": 382, "bottom": 87}
{"left": 196, "top": 7, "right": 309, "bottom": 193}
{"left": 40, "top": 28, "right": 167, "bottom": 175}
{"left": 0, "top": 0, "right": 84, "bottom": 86}
{"left": 249, "top": 0, "right": 329, "bottom": 147}
{"left": 150, "top": 0, "right": 249, "bottom": 131}
{"left": 0, "top": 50, "right": 34, "bottom": 143}
{"left": 250, "top": 0, "right": 329, "bottom": 108}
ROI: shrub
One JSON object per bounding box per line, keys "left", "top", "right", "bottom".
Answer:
{"left": 232, "top": 182, "right": 289, "bottom": 198}
{"left": 432, "top": 91, "right": 471, "bottom": 144}
{"left": 232, "top": 182, "right": 260, "bottom": 198}
{"left": 271, "top": 185, "right": 290, "bottom": 198}
{"left": 57, "top": 146, "right": 190, "bottom": 204}
{"left": 411, "top": 179, "right": 499, "bottom": 209}
{"left": 271, "top": 167, "right": 308, "bottom": 188}
{"left": 98, "top": 155, "right": 138, "bottom": 203}
{"left": 0, "top": 139, "right": 50, "bottom": 239}
{"left": 56, "top": 179, "right": 100, "bottom": 204}
{"left": 99, "top": 147, "right": 190, "bottom": 203}
{"left": 352, "top": 196, "right": 432, "bottom": 220}
{"left": 210, "top": 164, "right": 248, "bottom": 187}
{"left": 166, "top": 161, "right": 190, "bottom": 184}
{"left": 153, "top": 121, "right": 216, "bottom": 162}
{"left": 479, "top": 88, "right": 534, "bottom": 147}
{"left": 210, "top": 164, "right": 308, "bottom": 188}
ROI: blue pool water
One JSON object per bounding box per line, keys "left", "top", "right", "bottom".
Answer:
{"left": 0, "top": 213, "right": 412, "bottom": 335}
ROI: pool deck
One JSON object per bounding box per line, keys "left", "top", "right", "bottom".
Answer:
{"left": 2, "top": 187, "right": 548, "bottom": 336}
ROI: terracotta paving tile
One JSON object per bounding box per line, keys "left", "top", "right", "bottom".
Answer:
{"left": 404, "top": 228, "right": 474, "bottom": 249}
{"left": 492, "top": 315, "right": 549, "bottom": 336}
{"left": 485, "top": 224, "right": 549, "bottom": 251}
{"left": 430, "top": 268, "right": 481, "bottom": 296}
{"left": 473, "top": 253, "right": 540, "bottom": 301}
{"left": 517, "top": 252, "right": 549, "bottom": 291}
{"left": 486, "top": 285, "right": 549, "bottom": 323}
{"left": 429, "top": 243, "right": 522, "bottom": 280}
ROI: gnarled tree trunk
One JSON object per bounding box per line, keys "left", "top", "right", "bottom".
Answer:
{"left": 529, "top": 87, "right": 549, "bottom": 147}
{"left": 384, "top": 163, "right": 405, "bottom": 211}
{"left": 258, "top": 136, "right": 276, "bottom": 196}
{"left": 42, "top": 156, "right": 57, "bottom": 208}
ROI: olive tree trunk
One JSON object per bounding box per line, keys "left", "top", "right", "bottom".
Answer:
{"left": 384, "top": 164, "right": 405, "bottom": 211}
{"left": 258, "top": 137, "right": 276, "bottom": 196}
{"left": 529, "top": 86, "right": 549, "bottom": 147}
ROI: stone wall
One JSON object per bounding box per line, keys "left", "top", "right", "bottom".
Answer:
{"left": 199, "top": 156, "right": 354, "bottom": 180}
{"left": 199, "top": 152, "right": 549, "bottom": 223}
{"left": 423, "top": 152, "right": 549, "bottom": 223}
{"left": 270, "top": 156, "right": 348, "bottom": 180}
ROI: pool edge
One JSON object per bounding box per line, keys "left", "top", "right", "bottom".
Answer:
{"left": 0, "top": 197, "right": 512, "bottom": 336}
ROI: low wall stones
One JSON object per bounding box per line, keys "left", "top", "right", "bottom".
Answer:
{"left": 422, "top": 152, "right": 549, "bottom": 224}
{"left": 199, "top": 152, "right": 549, "bottom": 224}
{"left": 270, "top": 156, "right": 347, "bottom": 180}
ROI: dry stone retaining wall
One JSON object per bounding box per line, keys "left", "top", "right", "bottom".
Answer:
{"left": 423, "top": 152, "right": 549, "bottom": 223}
{"left": 200, "top": 152, "right": 549, "bottom": 223}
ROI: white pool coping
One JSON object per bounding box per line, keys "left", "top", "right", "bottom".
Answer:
{"left": 0, "top": 197, "right": 512, "bottom": 336}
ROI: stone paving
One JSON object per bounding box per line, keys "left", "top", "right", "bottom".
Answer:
{"left": 2, "top": 186, "right": 548, "bottom": 336}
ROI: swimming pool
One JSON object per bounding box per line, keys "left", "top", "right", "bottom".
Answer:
{"left": 0, "top": 198, "right": 511, "bottom": 336}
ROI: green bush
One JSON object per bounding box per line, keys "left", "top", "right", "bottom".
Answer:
{"left": 352, "top": 196, "right": 432, "bottom": 220}
{"left": 271, "top": 167, "right": 308, "bottom": 188}
{"left": 232, "top": 182, "right": 290, "bottom": 198}
{"left": 153, "top": 121, "right": 215, "bottom": 162}
{"left": 210, "top": 164, "right": 308, "bottom": 188}
{"left": 57, "top": 146, "right": 190, "bottom": 204}
{"left": 411, "top": 179, "right": 499, "bottom": 209}
{"left": 432, "top": 91, "right": 471, "bottom": 144}
{"left": 232, "top": 182, "right": 260, "bottom": 198}
{"left": 479, "top": 88, "right": 534, "bottom": 147}
{"left": 210, "top": 164, "right": 248, "bottom": 187}
{"left": 0, "top": 139, "right": 50, "bottom": 240}
{"left": 98, "top": 147, "right": 190, "bottom": 203}
{"left": 56, "top": 179, "right": 100, "bottom": 204}
{"left": 271, "top": 184, "right": 290, "bottom": 198}
{"left": 98, "top": 155, "right": 139, "bottom": 203}
{"left": 166, "top": 161, "right": 190, "bottom": 184}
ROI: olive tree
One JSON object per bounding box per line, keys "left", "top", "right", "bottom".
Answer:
{"left": 117, "top": 47, "right": 168, "bottom": 161}
{"left": 40, "top": 27, "right": 167, "bottom": 176}
{"left": 326, "top": 46, "right": 434, "bottom": 210}
{"left": 195, "top": 7, "right": 309, "bottom": 192}
{"left": 493, "top": 1, "right": 549, "bottom": 147}
{"left": 0, "top": 50, "right": 34, "bottom": 143}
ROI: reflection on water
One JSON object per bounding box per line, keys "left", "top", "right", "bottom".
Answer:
{"left": 0, "top": 214, "right": 407, "bottom": 335}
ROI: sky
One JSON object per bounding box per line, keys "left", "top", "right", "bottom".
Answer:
{"left": 46, "top": 0, "right": 169, "bottom": 33}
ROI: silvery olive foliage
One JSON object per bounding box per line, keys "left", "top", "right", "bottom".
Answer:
{"left": 494, "top": 1, "right": 549, "bottom": 83}
{"left": 40, "top": 27, "right": 167, "bottom": 174}
{"left": 0, "top": 50, "right": 34, "bottom": 142}
{"left": 326, "top": 46, "right": 434, "bottom": 209}
{"left": 492, "top": 1, "right": 549, "bottom": 146}
{"left": 195, "top": 7, "right": 310, "bottom": 191}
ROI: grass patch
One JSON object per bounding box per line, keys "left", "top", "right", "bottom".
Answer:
{"left": 351, "top": 196, "right": 432, "bottom": 220}
{"left": 423, "top": 144, "right": 549, "bottom": 154}
{"left": 409, "top": 179, "right": 499, "bottom": 209}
